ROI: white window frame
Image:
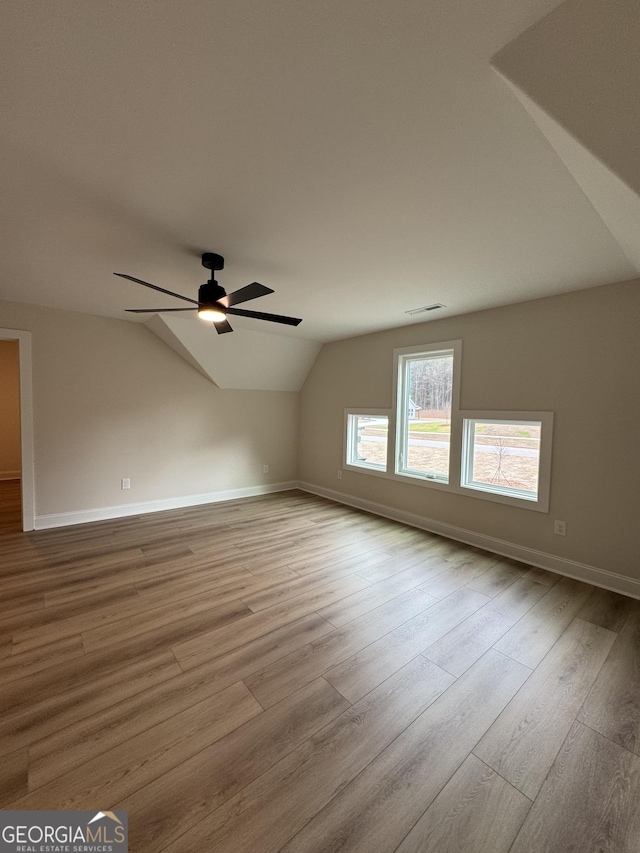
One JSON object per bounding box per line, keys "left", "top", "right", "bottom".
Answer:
{"left": 392, "top": 340, "right": 462, "bottom": 489}
{"left": 459, "top": 410, "right": 553, "bottom": 512}
{"left": 343, "top": 409, "right": 391, "bottom": 476}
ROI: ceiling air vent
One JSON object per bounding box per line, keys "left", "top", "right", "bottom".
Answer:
{"left": 404, "top": 303, "right": 446, "bottom": 316}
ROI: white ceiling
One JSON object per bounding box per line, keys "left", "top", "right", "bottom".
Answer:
{"left": 1, "top": 0, "right": 637, "bottom": 343}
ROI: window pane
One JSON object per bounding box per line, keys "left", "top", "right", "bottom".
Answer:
{"left": 466, "top": 420, "right": 541, "bottom": 497}
{"left": 401, "top": 353, "right": 453, "bottom": 480}
{"left": 347, "top": 415, "right": 388, "bottom": 470}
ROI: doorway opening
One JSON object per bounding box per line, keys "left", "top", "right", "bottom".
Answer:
{"left": 0, "top": 329, "right": 35, "bottom": 532}
{"left": 0, "top": 339, "right": 21, "bottom": 532}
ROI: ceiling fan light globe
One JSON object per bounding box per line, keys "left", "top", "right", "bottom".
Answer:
{"left": 198, "top": 305, "right": 227, "bottom": 322}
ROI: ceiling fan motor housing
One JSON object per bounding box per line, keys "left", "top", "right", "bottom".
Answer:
{"left": 198, "top": 280, "right": 226, "bottom": 307}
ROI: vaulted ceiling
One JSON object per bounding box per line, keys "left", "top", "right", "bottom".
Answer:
{"left": 1, "top": 0, "right": 638, "bottom": 353}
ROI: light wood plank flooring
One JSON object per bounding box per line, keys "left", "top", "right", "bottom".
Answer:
{"left": 1, "top": 489, "right": 639, "bottom": 852}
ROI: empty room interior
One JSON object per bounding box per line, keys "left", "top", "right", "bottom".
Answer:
{"left": 1, "top": 1, "right": 639, "bottom": 851}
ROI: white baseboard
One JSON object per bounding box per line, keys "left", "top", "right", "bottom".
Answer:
{"left": 298, "top": 481, "right": 640, "bottom": 600}
{"left": 34, "top": 481, "right": 299, "bottom": 530}
{"left": 0, "top": 471, "right": 21, "bottom": 481}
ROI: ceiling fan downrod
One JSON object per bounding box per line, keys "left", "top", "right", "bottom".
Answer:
{"left": 198, "top": 253, "right": 226, "bottom": 307}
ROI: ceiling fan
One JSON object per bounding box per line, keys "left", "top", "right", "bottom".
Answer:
{"left": 114, "top": 253, "right": 302, "bottom": 335}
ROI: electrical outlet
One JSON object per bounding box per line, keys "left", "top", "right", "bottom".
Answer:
{"left": 263, "top": 464, "right": 269, "bottom": 473}
{"left": 337, "top": 470, "right": 342, "bottom": 480}
{"left": 121, "top": 478, "right": 131, "bottom": 490}
{"left": 554, "top": 520, "right": 566, "bottom": 536}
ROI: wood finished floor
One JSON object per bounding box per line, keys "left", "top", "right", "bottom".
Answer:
{"left": 1, "top": 487, "right": 640, "bottom": 852}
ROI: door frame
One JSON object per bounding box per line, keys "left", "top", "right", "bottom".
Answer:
{"left": 0, "top": 328, "right": 35, "bottom": 531}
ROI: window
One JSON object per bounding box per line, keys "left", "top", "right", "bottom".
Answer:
{"left": 344, "top": 411, "right": 389, "bottom": 473}
{"left": 343, "top": 343, "right": 553, "bottom": 514}
{"left": 394, "top": 341, "right": 461, "bottom": 484}
{"left": 460, "top": 412, "right": 553, "bottom": 511}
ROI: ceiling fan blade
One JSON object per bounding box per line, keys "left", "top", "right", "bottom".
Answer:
{"left": 214, "top": 319, "right": 234, "bottom": 334}
{"left": 125, "top": 307, "right": 198, "bottom": 313}
{"left": 221, "top": 282, "right": 274, "bottom": 307}
{"left": 225, "top": 307, "right": 302, "bottom": 326}
{"left": 114, "top": 273, "right": 199, "bottom": 305}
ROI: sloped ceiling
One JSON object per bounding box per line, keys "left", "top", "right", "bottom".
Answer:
{"left": 146, "top": 313, "right": 320, "bottom": 391}
{"left": 0, "top": 0, "right": 638, "bottom": 389}
{"left": 492, "top": 0, "right": 640, "bottom": 272}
